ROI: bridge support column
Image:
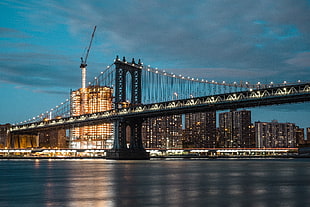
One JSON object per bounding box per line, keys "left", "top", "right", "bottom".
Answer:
{"left": 129, "top": 120, "right": 144, "bottom": 150}
{"left": 112, "top": 120, "right": 127, "bottom": 150}
{"left": 106, "top": 56, "right": 149, "bottom": 160}
{"left": 106, "top": 119, "right": 149, "bottom": 160}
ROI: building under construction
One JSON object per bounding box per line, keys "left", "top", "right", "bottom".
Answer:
{"left": 68, "top": 26, "right": 114, "bottom": 149}
{"left": 70, "top": 86, "right": 113, "bottom": 149}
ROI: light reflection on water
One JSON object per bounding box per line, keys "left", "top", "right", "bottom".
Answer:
{"left": 0, "top": 159, "right": 310, "bottom": 207}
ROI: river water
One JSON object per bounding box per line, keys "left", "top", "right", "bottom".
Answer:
{"left": 0, "top": 158, "right": 310, "bottom": 207}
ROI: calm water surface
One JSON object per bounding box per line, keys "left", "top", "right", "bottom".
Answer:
{"left": 0, "top": 158, "right": 310, "bottom": 207}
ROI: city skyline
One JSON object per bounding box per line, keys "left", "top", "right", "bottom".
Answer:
{"left": 0, "top": 0, "right": 309, "bottom": 127}
{"left": 4, "top": 108, "right": 307, "bottom": 149}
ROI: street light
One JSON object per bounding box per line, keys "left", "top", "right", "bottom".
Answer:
{"left": 173, "top": 92, "right": 178, "bottom": 100}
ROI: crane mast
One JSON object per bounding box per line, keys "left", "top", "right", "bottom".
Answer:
{"left": 80, "top": 26, "right": 97, "bottom": 89}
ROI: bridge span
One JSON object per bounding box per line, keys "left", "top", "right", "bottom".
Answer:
{"left": 11, "top": 82, "right": 310, "bottom": 133}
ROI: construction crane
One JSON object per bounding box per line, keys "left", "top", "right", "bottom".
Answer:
{"left": 80, "top": 25, "right": 97, "bottom": 89}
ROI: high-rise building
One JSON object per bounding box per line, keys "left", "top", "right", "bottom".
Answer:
{"left": 142, "top": 115, "right": 183, "bottom": 148}
{"left": 142, "top": 112, "right": 216, "bottom": 149}
{"left": 219, "top": 110, "right": 254, "bottom": 148}
{"left": 70, "top": 86, "right": 113, "bottom": 149}
{"left": 255, "top": 120, "right": 296, "bottom": 148}
{"left": 182, "top": 112, "right": 216, "bottom": 148}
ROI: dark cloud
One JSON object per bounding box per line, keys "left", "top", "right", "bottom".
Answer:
{"left": 1, "top": 0, "right": 310, "bottom": 92}
{"left": 53, "top": 0, "right": 309, "bottom": 82}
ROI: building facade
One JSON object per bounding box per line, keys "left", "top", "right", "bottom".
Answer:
{"left": 255, "top": 120, "right": 296, "bottom": 148}
{"left": 219, "top": 110, "right": 254, "bottom": 148}
{"left": 182, "top": 112, "right": 216, "bottom": 148}
{"left": 142, "top": 112, "right": 216, "bottom": 149}
{"left": 70, "top": 86, "right": 113, "bottom": 149}
{"left": 0, "top": 124, "right": 10, "bottom": 148}
{"left": 142, "top": 115, "right": 183, "bottom": 148}
{"left": 295, "top": 126, "right": 305, "bottom": 147}
{"left": 39, "top": 129, "right": 67, "bottom": 148}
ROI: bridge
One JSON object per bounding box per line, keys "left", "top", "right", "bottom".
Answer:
{"left": 9, "top": 56, "right": 310, "bottom": 159}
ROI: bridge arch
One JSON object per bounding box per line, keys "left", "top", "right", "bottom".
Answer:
{"left": 114, "top": 56, "right": 142, "bottom": 108}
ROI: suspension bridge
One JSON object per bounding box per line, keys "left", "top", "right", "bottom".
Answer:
{"left": 9, "top": 56, "right": 310, "bottom": 159}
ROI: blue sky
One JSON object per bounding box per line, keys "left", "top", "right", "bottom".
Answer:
{"left": 0, "top": 0, "right": 309, "bottom": 129}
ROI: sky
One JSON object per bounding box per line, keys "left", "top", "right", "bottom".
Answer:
{"left": 0, "top": 0, "right": 309, "bottom": 129}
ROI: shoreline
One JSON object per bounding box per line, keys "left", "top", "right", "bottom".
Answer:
{"left": 1, "top": 155, "right": 309, "bottom": 160}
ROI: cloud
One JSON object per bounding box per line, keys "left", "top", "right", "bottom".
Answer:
{"left": 285, "top": 52, "right": 310, "bottom": 67}
{"left": 0, "top": 27, "right": 29, "bottom": 38}
{"left": 1, "top": 0, "right": 310, "bottom": 93}
{"left": 54, "top": 0, "right": 309, "bottom": 82}
{"left": 0, "top": 52, "right": 80, "bottom": 89}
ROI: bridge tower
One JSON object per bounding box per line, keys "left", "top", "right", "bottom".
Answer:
{"left": 106, "top": 56, "right": 149, "bottom": 159}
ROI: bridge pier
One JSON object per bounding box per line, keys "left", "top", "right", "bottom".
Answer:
{"left": 106, "top": 119, "right": 149, "bottom": 160}
{"left": 106, "top": 148, "right": 149, "bottom": 160}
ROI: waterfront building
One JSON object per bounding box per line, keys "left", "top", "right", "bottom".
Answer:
{"left": 219, "top": 110, "right": 254, "bottom": 148}
{"left": 142, "top": 115, "right": 183, "bottom": 148}
{"left": 182, "top": 112, "right": 216, "bottom": 148}
{"left": 255, "top": 120, "right": 296, "bottom": 148}
{"left": 70, "top": 86, "right": 113, "bottom": 149}
{"left": 295, "top": 126, "right": 305, "bottom": 147}
{"left": 39, "top": 129, "right": 67, "bottom": 148}
{"left": 0, "top": 124, "right": 10, "bottom": 148}
{"left": 301, "top": 127, "right": 310, "bottom": 146}
{"left": 142, "top": 112, "right": 216, "bottom": 149}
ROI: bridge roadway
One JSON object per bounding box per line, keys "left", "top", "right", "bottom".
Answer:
{"left": 10, "top": 83, "right": 310, "bottom": 133}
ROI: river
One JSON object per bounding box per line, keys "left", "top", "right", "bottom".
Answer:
{"left": 0, "top": 158, "right": 310, "bottom": 207}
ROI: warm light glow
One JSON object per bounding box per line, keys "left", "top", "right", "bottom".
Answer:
{"left": 70, "top": 86, "right": 113, "bottom": 149}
